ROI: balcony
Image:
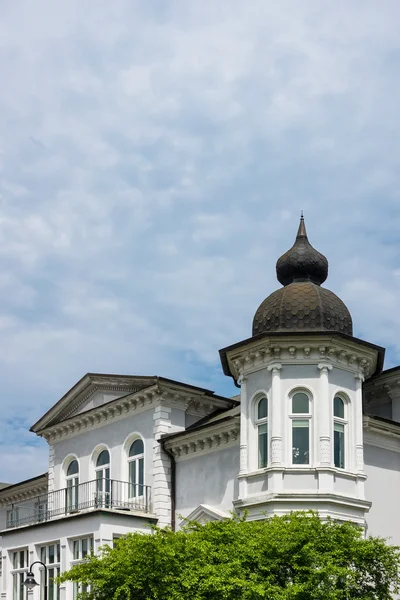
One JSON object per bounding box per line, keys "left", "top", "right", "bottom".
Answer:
{"left": 5, "top": 479, "right": 152, "bottom": 529}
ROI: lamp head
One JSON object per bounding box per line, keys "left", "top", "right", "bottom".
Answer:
{"left": 24, "top": 572, "right": 39, "bottom": 589}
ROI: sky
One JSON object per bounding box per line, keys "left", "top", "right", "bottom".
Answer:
{"left": 1, "top": 0, "right": 400, "bottom": 483}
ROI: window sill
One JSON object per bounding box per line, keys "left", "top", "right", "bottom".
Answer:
{"left": 239, "top": 466, "right": 367, "bottom": 480}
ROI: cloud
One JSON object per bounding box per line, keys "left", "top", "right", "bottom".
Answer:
{"left": 0, "top": 0, "right": 400, "bottom": 481}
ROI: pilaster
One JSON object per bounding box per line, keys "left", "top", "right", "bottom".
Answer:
{"left": 238, "top": 376, "right": 248, "bottom": 499}
{"left": 355, "top": 374, "right": 365, "bottom": 473}
{"left": 153, "top": 404, "right": 172, "bottom": 527}
{"left": 48, "top": 443, "right": 55, "bottom": 493}
{"left": 267, "top": 363, "right": 283, "bottom": 465}
{"left": 317, "top": 363, "right": 333, "bottom": 467}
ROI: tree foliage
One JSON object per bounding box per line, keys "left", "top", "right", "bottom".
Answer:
{"left": 60, "top": 511, "right": 400, "bottom": 599}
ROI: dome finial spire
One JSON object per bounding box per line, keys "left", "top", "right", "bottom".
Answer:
{"left": 276, "top": 216, "right": 328, "bottom": 286}
{"left": 297, "top": 212, "right": 307, "bottom": 238}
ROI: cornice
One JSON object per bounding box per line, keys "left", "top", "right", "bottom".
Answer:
{"left": 61, "top": 383, "right": 147, "bottom": 422}
{"left": 38, "top": 383, "right": 233, "bottom": 444}
{"left": 364, "top": 416, "right": 400, "bottom": 452}
{"left": 233, "top": 492, "right": 371, "bottom": 511}
{"left": 0, "top": 476, "right": 48, "bottom": 506}
{"left": 225, "top": 337, "right": 377, "bottom": 381}
{"left": 363, "top": 415, "right": 400, "bottom": 436}
{"left": 163, "top": 419, "right": 240, "bottom": 461}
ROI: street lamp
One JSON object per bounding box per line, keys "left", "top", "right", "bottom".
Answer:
{"left": 24, "top": 561, "right": 48, "bottom": 600}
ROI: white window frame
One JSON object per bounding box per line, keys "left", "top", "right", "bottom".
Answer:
{"left": 38, "top": 542, "right": 61, "bottom": 600}
{"left": 128, "top": 438, "right": 144, "bottom": 498}
{"left": 333, "top": 395, "right": 348, "bottom": 469}
{"left": 70, "top": 536, "right": 93, "bottom": 600}
{"left": 65, "top": 458, "right": 79, "bottom": 512}
{"left": 94, "top": 448, "right": 111, "bottom": 508}
{"left": 10, "top": 548, "right": 28, "bottom": 600}
{"left": 255, "top": 397, "right": 268, "bottom": 469}
{"left": 289, "top": 389, "right": 313, "bottom": 467}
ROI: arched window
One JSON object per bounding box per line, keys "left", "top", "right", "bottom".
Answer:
{"left": 333, "top": 396, "right": 347, "bottom": 469}
{"left": 256, "top": 398, "right": 268, "bottom": 468}
{"left": 128, "top": 439, "right": 144, "bottom": 497}
{"left": 66, "top": 459, "right": 79, "bottom": 511}
{"left": 95, "top": 449, "right": 110, "bottom": 507}
{"left": 290, "top": 392, "right": 311, "bottom": 465}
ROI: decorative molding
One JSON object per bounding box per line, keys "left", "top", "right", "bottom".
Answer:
{"left": 180, "top": 504, "right": 231, "bottom": 526}
{"left": 226, "top": 336, "right": 376, "bottom": 381}
{"left": 319, "top": 437, "right": 331, "bottom": 464}
{"left": 356, "top": 445, "right": 364, "bottom": 471}
{"left": 364, "top": 417, "right": 400, "bottom": 453}
{"left": 0, "top": 476, "right": 48, "bottom": 507}
{"left": 271, "top": 437, "right": 283, "bottom": 464}
{"left": 38, "top": 384, "right": 233, "bottom": 444}
{"left": 239, "top": 445, "right": 248, "bottom": 472}
{"left": 164, "top": 421, "right": 240, "bottom": 461}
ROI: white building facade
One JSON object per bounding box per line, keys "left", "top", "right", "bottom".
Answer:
{"left": 1, "top": 217, "right": 399, "bottom": 599}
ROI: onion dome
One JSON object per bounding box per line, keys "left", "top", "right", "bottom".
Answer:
{"left": 276, "top": 216, "right": 328, "bottom": 286}
{"left": 252, "top": 216, "right": 353, "bottom": 337}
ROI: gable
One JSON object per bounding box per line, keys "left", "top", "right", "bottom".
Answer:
{"left": 180, "top": 504, "right": 231, "bottom": 527}
{"left": 31, "top": 374, "right": 158, "bottom": 432}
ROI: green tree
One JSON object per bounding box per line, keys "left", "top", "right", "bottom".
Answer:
{"left": 60, "top": 512, "right": 400, "bottom": 599}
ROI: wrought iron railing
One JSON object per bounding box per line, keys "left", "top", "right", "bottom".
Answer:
{"left": 5, "top": 479, "right": 151, "bottom": 529}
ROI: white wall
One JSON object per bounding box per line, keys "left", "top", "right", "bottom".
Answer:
{"left": 364, "top": 443, "right": 400, "bottom": 544}
{"left": 175, "top": 445, "right": 239, "bottom": 520}
{"left": 52, "top": 409, "right": 155, "bottom": 489}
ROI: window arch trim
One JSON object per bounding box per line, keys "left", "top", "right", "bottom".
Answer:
{"left": 333, "top": 392, "right": 349, "bottom": 470}
{"left": 252, "top": 393, "right": 269, "bottom": 469}
{"left": 125, "top": 434, "right": 145, "bottom": 498}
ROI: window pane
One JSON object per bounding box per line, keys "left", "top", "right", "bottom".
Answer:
{"left": 40, "top": 547, "right": 46, "bottom": 563}
{"left": 82, "top": 538, "right": 88, "bottom": 557}
{"left": 67, "top": 459, "right": 79, "bottom": 476}
{"left": 257, "top": 398, "right": 268, "bottom": 420}
{"left": 19, "top": 573, "right": 24, "bottom": 600}
{"left": 292, "top": 420, "right": 309, "bottom": 464}
{"left": 13, "top": 552, "right": 17, "bottom": 569}
{"left": 258, "top": 423, "right": 268, "bottom": 468}
{"left": 57, "top": 543, "right": 60, "bottom": 563}
{"left": 49, "top": 544, "right": 55, "bottom": 564}
{"left": 49, "top": 569, "right": 54, "bottom": 600}
{"left": 129, "top": 439, "right": 144, "bottom": 457}
{"left": 73, "top": 540, "right": 79, "bottom": 560}
{"left": 96, "top": 450, "right": 110, "bottom": 467}
{"left": 19, "top": 550, "right": 25, "bottom": 568}
{"left": 334, "top": 423, "right": 345, "bottom": 468}
{"left": 334, "top": 396, "right": 345, "bottom": 419}
{"left": 292, "top": 393, "right": 309, "bottom": 414}
{"left": 139, "top": 458, "right": 144, "bottom": 488}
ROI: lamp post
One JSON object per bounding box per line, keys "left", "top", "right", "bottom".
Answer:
{"left": 24, "top": 561, "right": 48, "bottom": 600}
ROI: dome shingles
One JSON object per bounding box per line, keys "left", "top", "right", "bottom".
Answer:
{"left": 252, "top": 216, "right": 353, "bottom": 337}
{"left": 252, "top": 282, "right": 353, "bottom": 336}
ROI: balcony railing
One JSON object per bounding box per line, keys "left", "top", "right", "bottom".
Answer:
{"left": 5, "top": 479, "right": 152, "bottom": 529}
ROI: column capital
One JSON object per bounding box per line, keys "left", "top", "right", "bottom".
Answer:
{"left": 318, "top": 362, "right": 333, "bottom": 372}
{"left": 267, "top": 363, "right": 282, "bottom": 373}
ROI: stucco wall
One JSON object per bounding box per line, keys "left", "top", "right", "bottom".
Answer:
{"left": 175, "top": 445, "right": 239, "bottom": 520}
{"left": 52, "top": 409, "right": 155, "bottom": 489}
{"left": 364, "top": 443, "right": 400, "bottom": 544}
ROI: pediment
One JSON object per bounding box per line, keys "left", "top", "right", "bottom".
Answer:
{"left": 180, "top": 504, "right": 231, "bottom": 527}
{"left": 31, "top": 374, "right": 158, "bottom": 432}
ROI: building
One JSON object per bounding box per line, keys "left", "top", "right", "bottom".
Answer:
{"left": 1, "top": 217, "right": 399, "bottom": 599}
